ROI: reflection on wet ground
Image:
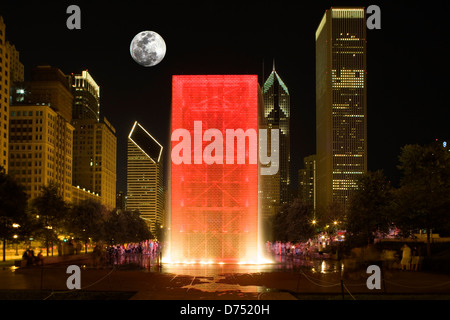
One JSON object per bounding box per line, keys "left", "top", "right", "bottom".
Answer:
{"left": 108, "top": 253, "right": 344, "bottom": 294}
{"left": 109, "top": 253, "right": 343, "bottom": 274}
{"left": 271, "top": 254, "right": 345, "bottom": 274}
{"left": 8, "top": 253, "right": 450, "bottom": 299}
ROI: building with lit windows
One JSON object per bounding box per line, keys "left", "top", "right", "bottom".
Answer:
{"left": 71, "top": 185, "right": 101, "bottom": 206}
{"left": 68, "top": 70, "right": 100, "bottom": 121}
{"left": 127, "top": 121, "right": 163, "bottom": 235}
{"left": 6, "top": 42, "right": 24, "bottom": 85}
{"left": 0, "top": 17, "right": 11, "bottom": 171}
{"left": 315, "top": 8, "right": 367, "bottom": 211}
{"left": 2, "top": 15, "right": 25, "bottom": 173}
{"left": 9, "top": 104, "right": 74, "bottom": 203}
{"left": 298, "top": 154, "right": 316, "bottom": 209}
{"left": 262, "top": 62, "right": 290, "bottom": 205}
{"left": 69, "top": 70, "right": 117, "bottom": 209}
{"left": 116, "top": 190, "right": 127, "bottom": 212}
{"left": 8, "top": 65, "right": 74, "bottom": 202}
{"left": 259, "top": 63, "right": 290, "bottom": 229}
{"left": 170, "top": 75, "right": 260, "bottom": 263}
{"left": 28, "top": 66, "right": 73, "bottom": 123}
{"left": 72, "top": 117, "right": 117, "bottom": 209}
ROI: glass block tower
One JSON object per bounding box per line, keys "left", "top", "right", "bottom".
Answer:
{"left": 170, "top": 75, "right": 259, "bottom": 263}
{"left": 315, "top": 8, "right": 367, "bottom": 211}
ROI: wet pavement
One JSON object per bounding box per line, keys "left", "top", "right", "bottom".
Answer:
{"left": 1, "top": 253, "right": 450, "bottom": 300}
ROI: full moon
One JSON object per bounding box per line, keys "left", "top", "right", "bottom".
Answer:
{"left": 130, "top": 31, "right": 166, "bottom": 67}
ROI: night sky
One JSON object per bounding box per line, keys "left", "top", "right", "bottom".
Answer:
{"left": 0, "top": 1, "right": 449, "bottom": 193}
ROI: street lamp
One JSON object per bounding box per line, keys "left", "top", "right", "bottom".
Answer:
{"left": 13, "top": 235, "right": 19, "bottom": 255}
{"left": 13, "top": 223, "right": 20, "bottom": 256}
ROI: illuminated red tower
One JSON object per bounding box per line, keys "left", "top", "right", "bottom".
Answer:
{"left": 170, "top": 75, "right": 259, "bottom": 263}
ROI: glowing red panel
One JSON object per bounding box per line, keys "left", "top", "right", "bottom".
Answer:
{"left": 171, "top": 75, "right": 259, "bottom": 263}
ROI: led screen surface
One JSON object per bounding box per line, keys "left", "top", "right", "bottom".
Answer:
{"left": 171, "top": 75, "right": 259, "bottom": 263}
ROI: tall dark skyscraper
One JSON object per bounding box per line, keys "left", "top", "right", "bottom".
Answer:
{"left": 127, "top": 121, "right": 164, "bottom": 234}
{"left": 70, "top": 70, "right": 117, "bottom": 209}
{"left": 0, "top": 17, "right": 11, "bottom": 171}
{"left": 298, "top": 154, "right": 317, "bottom": 209}
{"left": 68, "top": 70, "right": 100, "bottom": 121}
{"left": 260, "top": 62, "right": 290, "bottom": 225}
{"left": 315, "top": 8, "right": 367, "bottom": 211}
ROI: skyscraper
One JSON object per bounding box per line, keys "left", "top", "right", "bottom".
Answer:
{"left": 298, "top": 154, "right": 317, "bottom": 209}
{"left": 315, "top": 8, "right": 367, "bottom": 211}
{"left": 8, "top": 65, "right": 74, "bottom": 202}
{"left": 72, "top": 117, "right": 117, "bottom": 209}
{"left": 70, "top": 70, "right": 117, "bottom": 209}
{"left": 260, "top": 62, "right": 290, "bottom": 221}
{"left": 6, "top": 42, "right": 24, "bottom": 85}
{"left": 127, "top": 121, "right": 164, "bottom": 234}
{"left": 170, "top": 75, "right": 259, "bottom": 263}
{"left": 68, "top": 70, "right": 100, "bottom": 121}
{"left": 0, "top": 17, "right": 11, "bottom": 171}
{"left": 29, "top": 66, "right": 73, "bottom": 123}
{"left": 116, "top": 190, "right": 127, "bottom": 212}
{"left": 9, "top": 104, "right": 74, "bottom": 203}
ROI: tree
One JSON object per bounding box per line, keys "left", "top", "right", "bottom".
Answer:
{"left": 272, "top": 203, "right": 290, "bottom": 242}
{"left": 67, "top": 199, "right": 109, "bottom": 253}
{"left": 316, "top": 202, "right": 346, "bottom": 234}
{"left": 272, "top": 199, "right": 315, "bottom": 242}
{"left": 286, "top": 199, "right": 316, "bottom": 242}
{"left": 31, "top": 183, "right": 68, "bottom": 256}
{"left": 0, "top": 166, "right": 28, "bottom": 261}
{"left": 346, "top": 170, "right": 393, "bottom": 246}
{"left": 104, "top": 210, "right": 152, "bottom": 244}
{"left": 393, "top": 142, "right": 450, "bottom": 256}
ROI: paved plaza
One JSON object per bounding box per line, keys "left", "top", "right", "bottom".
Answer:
{"left": 1, "top": 253, "right": 450, "bottom": 300}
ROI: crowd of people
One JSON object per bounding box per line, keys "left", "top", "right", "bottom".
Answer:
{"left": 93, "top": 240, "right": 162, "bottom": 267}
{"left": 21, "top": 248, "right": 44, "bottom": 266}
{"left": 266, "top": 239, "right": 424, "bottom": 272}
{"left": 266, "top": 239, "right": 327, "bottom": 258}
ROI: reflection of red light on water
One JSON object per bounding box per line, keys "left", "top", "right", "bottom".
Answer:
{"left": 170, "top": 75, "right": 259, "bottom": 263}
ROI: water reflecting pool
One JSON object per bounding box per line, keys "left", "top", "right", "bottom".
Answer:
{"left": 109, "top": 253, "right": 343, "bottom": 277}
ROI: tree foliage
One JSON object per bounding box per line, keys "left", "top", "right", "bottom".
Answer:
{"left": 0, "top": 166, "right": 28, "bottom": 260}
{"left": 29, "top": 184, "right": 154, "bottom": 249}
{"left": 104, "top": 210, "right": 153, "bottom": 244}
{"left": 392, "top": 143, "right": 450, "bottom": 255}
{"left": 67, "top": 199, "right": 109, "bottom": 243}
{"left": 346, "top": 170, "right": 393, "bottom": 246}
{"left": 0, "top": 166, "right": 29, "bottom": 237}
{"left": 393, "top": 143, "right": 450, "bottom": 234}
{"left": 272, "top": 199, "right": 315, "bottom": 242}
{"left": 31, "top": 183, "right": 68, "bottom": 233}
